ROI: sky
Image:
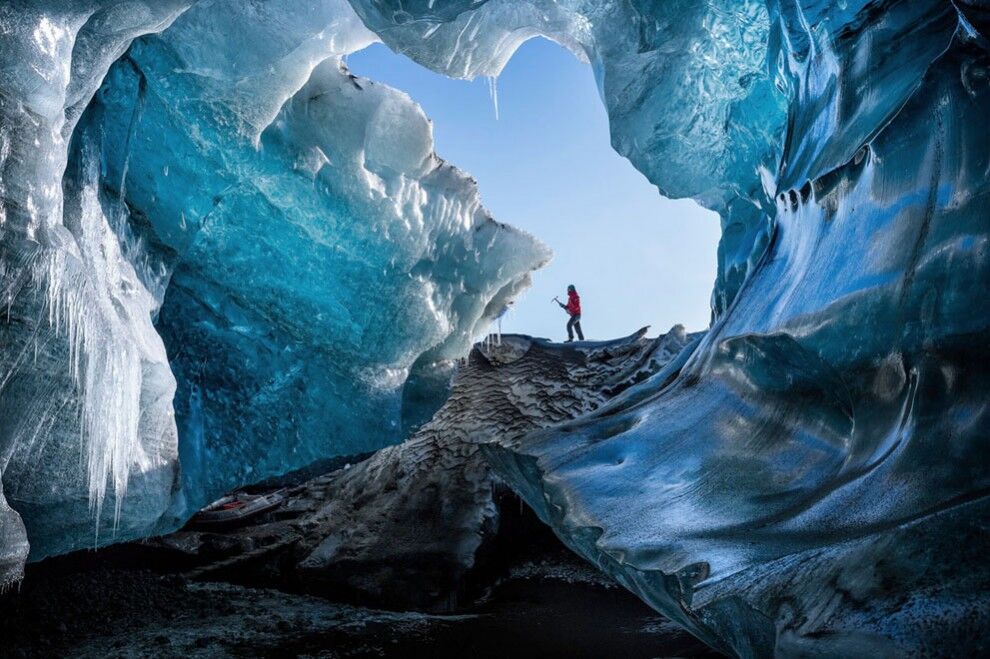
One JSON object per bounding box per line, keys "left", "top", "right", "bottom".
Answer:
{"left": 348, "top": 38, "right": 721, "bottom": 341}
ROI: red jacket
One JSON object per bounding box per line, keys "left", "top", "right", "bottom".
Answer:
{"left": 566, "top": 290, "right": 581, "bottom": 316}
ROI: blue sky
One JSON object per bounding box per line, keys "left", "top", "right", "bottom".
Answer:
{"left": 348, "top": 38, "right": 720, "bottom": 340}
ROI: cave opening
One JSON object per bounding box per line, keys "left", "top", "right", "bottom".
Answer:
{"left": 44, "top": 20, "right": 726, "bottom": 535}
{"left": 347, "top": 38, "right": 722, "bottom": 340}
{"left": 3, "top": 1, "right": 747, "bottom": 625}
{"left": 3, "top": 2, "right": 986, "bottom": 656}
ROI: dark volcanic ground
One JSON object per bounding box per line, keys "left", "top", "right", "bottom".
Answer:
{"left": 1, "top": 544, "right": 717, "bottom": 658}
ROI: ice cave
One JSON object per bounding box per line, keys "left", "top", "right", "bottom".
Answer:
{"left": 0, "top": 0, "right": 988, "bottom": 657}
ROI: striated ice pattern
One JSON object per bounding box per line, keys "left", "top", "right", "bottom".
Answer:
{"left": 1, "top": 0, "right": 988, "bottom": 655}
{"left": 351, "top": 0, "right": 990, "bottom": 656}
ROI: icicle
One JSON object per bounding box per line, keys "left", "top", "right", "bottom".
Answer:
{"left": 487, "top": 75, "right": 500, "bottom": 121}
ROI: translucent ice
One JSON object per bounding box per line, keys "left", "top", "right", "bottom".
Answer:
{"left": 1, "top": 0, "right": 548, "bottom": 564}
{"left": 0, "top": 0, "right": 190, "bottom": 565}
{"left": 351, "top": 1, "right": 990, "bottom": 655}
{"left": 0, "top": 489, "right": 27, "bottom": 588}
{"left": 86, "top": 0, "right": 549, "bottom": 510}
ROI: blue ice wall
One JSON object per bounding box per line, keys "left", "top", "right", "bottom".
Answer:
{"left": 0, "top": 0, "right": 548, "bottom": 570}
{"left": 82, "top": 2, "right": 549, "bottom": 511}
{"left": 348, "top": 0, "right": 990, "bottom": 655}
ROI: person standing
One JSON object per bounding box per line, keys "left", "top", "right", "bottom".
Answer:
{"left": 556, "top": 284, "right": 584, "bottom": 342}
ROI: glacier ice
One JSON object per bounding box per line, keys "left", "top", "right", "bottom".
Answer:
{"left": 350, "top": 0, "right": 990, "bottom": 656}
{"left": 0, "top": 0, "right": 192, "bottom": 580}
{"left": 93, "top": 3, "right": 548, "bottom": 503}
{"left": 0, "top": 0, "right": 987, "bottom": 654}
{"left": 85, "top": 0, "right": 549, "bottom": 512}
{"left": 0, "top": 488, "right": 27, "bottom": 587}
{"left": 0, "top": 0, "right": 548, "bottom": 567}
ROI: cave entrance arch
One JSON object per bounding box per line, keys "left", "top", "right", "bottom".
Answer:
{"left": 349, "top": 38, "right": 721, "bottom": 342}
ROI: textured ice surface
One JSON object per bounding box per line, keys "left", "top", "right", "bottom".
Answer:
{"left": 85, "top": 0, "right": 549, "bottom": 511}
{"left": 0, "top": 490, "right": 27, "bottom": 587}
{"left": 0, "top": 0, "right": 191, "bottom": 575}
{"left": 0, "top": 0, "right": 547, "bottom": 567}
{"left": 351, "top": 1, "right": 990, "bottom": 656}
{"left": 2, "top": 1, "right": 988, "bottom": 653}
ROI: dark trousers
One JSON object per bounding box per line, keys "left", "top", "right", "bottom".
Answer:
{"left": 567, "top": 314, "right": 584, "bottom": 341}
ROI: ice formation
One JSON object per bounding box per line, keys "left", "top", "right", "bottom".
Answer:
{"left": 350, "top": 1, "right": 990, "bottom": 655}
{"left": 0, "top": 0, "right": 547, "bottom": 573}
{"left": 0, "top": 0, "right": 194, "bottom": 584}
{"left": 85, "top": 0, "right": 549, "bottom": 512}
{"left": 1, "top": 0, "right": 987, "bottom": 655}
